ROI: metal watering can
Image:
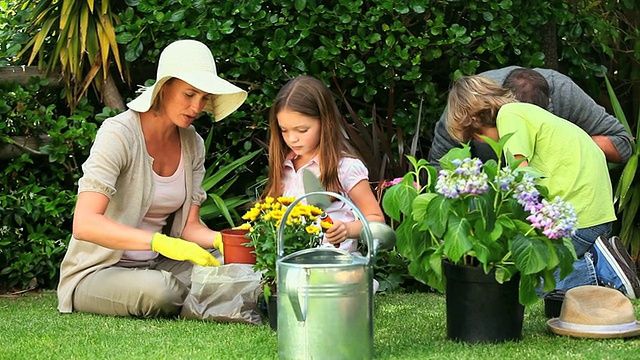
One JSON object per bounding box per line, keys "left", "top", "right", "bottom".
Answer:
{"left": 276, "top": 191, "right": 396, "bottom": 360}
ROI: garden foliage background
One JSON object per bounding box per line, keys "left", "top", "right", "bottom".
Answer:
{"left": 1, "top": 0, "right": 639, "bottom": 292}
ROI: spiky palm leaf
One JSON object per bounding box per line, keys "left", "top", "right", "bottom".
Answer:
{"left": 17, "top": 0, "right": 124, "bottom": 109}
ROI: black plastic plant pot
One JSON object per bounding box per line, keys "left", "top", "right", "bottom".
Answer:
{"left": 543, "top": 289, "right": 566, "bottom": 319}
{"left": 267, "top": 293, "right": 278, "bottom": 331}
{"left": 443, "top": 260, "right": 525, "bottom": 344}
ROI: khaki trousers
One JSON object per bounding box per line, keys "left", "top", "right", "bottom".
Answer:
{"left": 72, "top": 254, "right": 205, "bottom": 318}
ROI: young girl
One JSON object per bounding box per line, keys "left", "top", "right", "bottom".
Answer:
{"left": 261, "top": 75, "right": 384, "bottom": 253}
{"left": 444, "top": 75, "right": 639, "bottom": 298}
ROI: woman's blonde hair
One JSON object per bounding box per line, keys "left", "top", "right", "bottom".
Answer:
{"left": 445, "top": 75, "right": 517, "bottom": 142}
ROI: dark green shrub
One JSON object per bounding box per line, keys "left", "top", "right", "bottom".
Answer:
{"left": 0, "top": 80, "right": 99, "bottom": 292}
{"left": 4, "top": 0, "right": 639, "bottom": 292}
{"left": 113, "top": 0, "right": 632, "bottom": 182}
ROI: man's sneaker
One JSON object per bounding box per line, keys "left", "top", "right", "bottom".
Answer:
{"left": 608, "top": 236, "right": 638, "bottom": 274}
{"left": 592, "top": 236, "right": 640, "bottom": 299}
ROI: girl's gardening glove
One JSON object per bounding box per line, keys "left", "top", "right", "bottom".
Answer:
{"left": 213, "top": 232, "right": 224, "bottom": 254}
{"left": 151, "top": 233, "right": 220, "bottom": 267}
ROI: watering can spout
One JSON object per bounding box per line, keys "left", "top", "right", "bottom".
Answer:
{"left": 363, "top": 221, "right": 396, "bottom": 255}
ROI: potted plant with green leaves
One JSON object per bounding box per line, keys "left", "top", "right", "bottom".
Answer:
{"left": 239, "top": 196, "right": 330, "bottom": 330}
{"left": 382, "top": 134, "right": 578, "bottom": 343}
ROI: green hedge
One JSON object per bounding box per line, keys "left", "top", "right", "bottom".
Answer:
{"left": 1, "top": 0, "right": 638, "bottom": 291}
{"left": 113, "top": 0, "right": 638, "bottom": 179}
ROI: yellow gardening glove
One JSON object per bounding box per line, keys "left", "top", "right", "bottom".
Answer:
{"left": 213, "top": 232, "right": 224, "bottom": 254}
{"left": 151, "top": 233, "right": 220, "bottom": 267}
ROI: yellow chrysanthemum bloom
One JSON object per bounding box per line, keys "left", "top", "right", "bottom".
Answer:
{"left": 270, "top": 209, "right": 285, "bottom": 220}
{"left": 306, "top": 225, "right": 321, "bottom": 235}
{"left": 289, "top": 207, "right": 302, "bottom": 219}
{"left": 321, "top": 220, "right": 333, "bottom": 230}
{"left": 242, "top": 208, "right": 260, "bottom": 221}
{"left": 296, "top": 205, "right": 311, "bottom": 217}
{"left": 278, "top": 196, "right": 295, "bottom": 206}
{"left": 261, "top": 202, "right": 272, "bottom": 210}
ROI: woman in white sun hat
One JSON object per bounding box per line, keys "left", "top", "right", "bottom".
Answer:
{"left": 56, "top": 39, "right": 247, "bottom": 318}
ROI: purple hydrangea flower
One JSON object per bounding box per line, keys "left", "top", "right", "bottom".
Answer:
{"left": 512, "top": 173, "right": 540, "bottom": 212}
{"left": 435, "top": 158, "right": 489, "bottom": 198}
{"left": 495, "top": 168, "right": 515, "bottom": 191}
{"left": 526, "top": 196, "right": 578, "bottom": 239}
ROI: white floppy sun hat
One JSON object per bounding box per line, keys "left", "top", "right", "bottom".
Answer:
{"left": 127, "top": 39, "right": 247, "bottom": 121}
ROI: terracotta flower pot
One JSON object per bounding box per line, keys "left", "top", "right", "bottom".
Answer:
{"left": 221, "top": 229, "right": 256, "bottom": 264}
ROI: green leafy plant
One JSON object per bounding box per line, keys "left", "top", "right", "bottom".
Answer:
{"left": 199, "top": 150, "right": 262, "bottom": 226}
{"left": 606, "top": 75, "right": 640, "bottom": 261}
{"left": 198, "top": 124, "right": 262, "bottom": 228}
{"left": 0, "top": 80, "right": 98, "bottom": 291}
{"left": 382, "top": 135, "right": 578, "bottom": 306}
{"left": 200, "top": 119, "right": 263, "bottom": 227}
{"left": 240, "top": 196, "right": 330, "bottom": 298}
{"left": 15, "top": 0, "right": 126, "bottom": 109}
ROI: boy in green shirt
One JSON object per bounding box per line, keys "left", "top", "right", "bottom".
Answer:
{"left": 445, "top": 74, "right": 639, "bottom": 298}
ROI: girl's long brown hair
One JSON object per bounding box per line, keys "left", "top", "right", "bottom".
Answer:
{"left": 261, "top": 75, "right": 359, "bottom": 199}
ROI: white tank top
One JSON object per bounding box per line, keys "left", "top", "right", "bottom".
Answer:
{"left": 122, "top": 151, "right": 187, "bottom": 261}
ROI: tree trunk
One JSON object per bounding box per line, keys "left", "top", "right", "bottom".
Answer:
{"left": 101, "top": 71, "right": 125, "bottom": 111}
{"left": 540, "top": 22, "right": 558, "bottom": 70}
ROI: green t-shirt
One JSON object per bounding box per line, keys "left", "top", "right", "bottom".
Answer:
{"left": 496, "top": 102, "right": 616, "bottom": 229}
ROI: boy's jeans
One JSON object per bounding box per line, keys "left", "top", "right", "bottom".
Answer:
{"left": 554, "top": 222, "right": 613, "bottom": 290}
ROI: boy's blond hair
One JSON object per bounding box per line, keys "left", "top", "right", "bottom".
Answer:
{"left": 445, "top": 75, "right": 517, "bottom": 142}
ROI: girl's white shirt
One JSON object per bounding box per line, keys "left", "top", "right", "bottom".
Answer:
{"left": 281, "top": 153, "right": 369, "bottom": 253}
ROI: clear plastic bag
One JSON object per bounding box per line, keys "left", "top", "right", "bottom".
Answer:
{"left": 180, "top": 263, "right": 264, "bottom": 325}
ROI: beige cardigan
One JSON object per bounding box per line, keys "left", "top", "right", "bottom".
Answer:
{"left": 57, "top": 110, "right": 207, "bottom": 313}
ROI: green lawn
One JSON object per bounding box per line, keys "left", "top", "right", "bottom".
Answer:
{"left": 1, "top": 291, "right": 639, "bottom": 359}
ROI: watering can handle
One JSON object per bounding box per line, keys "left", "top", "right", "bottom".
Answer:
{"left": 285, "top": 268, "right": 310, "bottom": 322}
{"left": 276, "top": 191, "right": 374, "bottom": 261}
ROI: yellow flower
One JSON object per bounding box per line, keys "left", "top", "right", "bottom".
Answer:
{"left": 240, "top": 196, "right": 330, "bottom": 289}
{"left": 289, "top": 207, "right": 302, "bottom": 219}
{"left": 242, "top": 207, "right": 261, "bottom": 221}
{"left": 296, "top": 204, "right": 311, "bottom": 217}
{"left": 241, "top": 196, "right": 327, "bottom": 259}
{"left": 309, "top": 205, "right": 324, "bottom": 216}
{"left": 270, "top": 209, "right": 285, "bottom": 220}
{"left": 306, "top": 225, "right": 321, "bottom": 235}
{"left": 321, "top": 220, "right": 333, "bottom": 230}
{"left": 278, "top": 196, "right": 295, "bottom": 206}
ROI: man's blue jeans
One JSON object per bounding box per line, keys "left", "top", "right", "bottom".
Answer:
{"left": 554, "top": 222, "right": 613, "bottom": 290}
